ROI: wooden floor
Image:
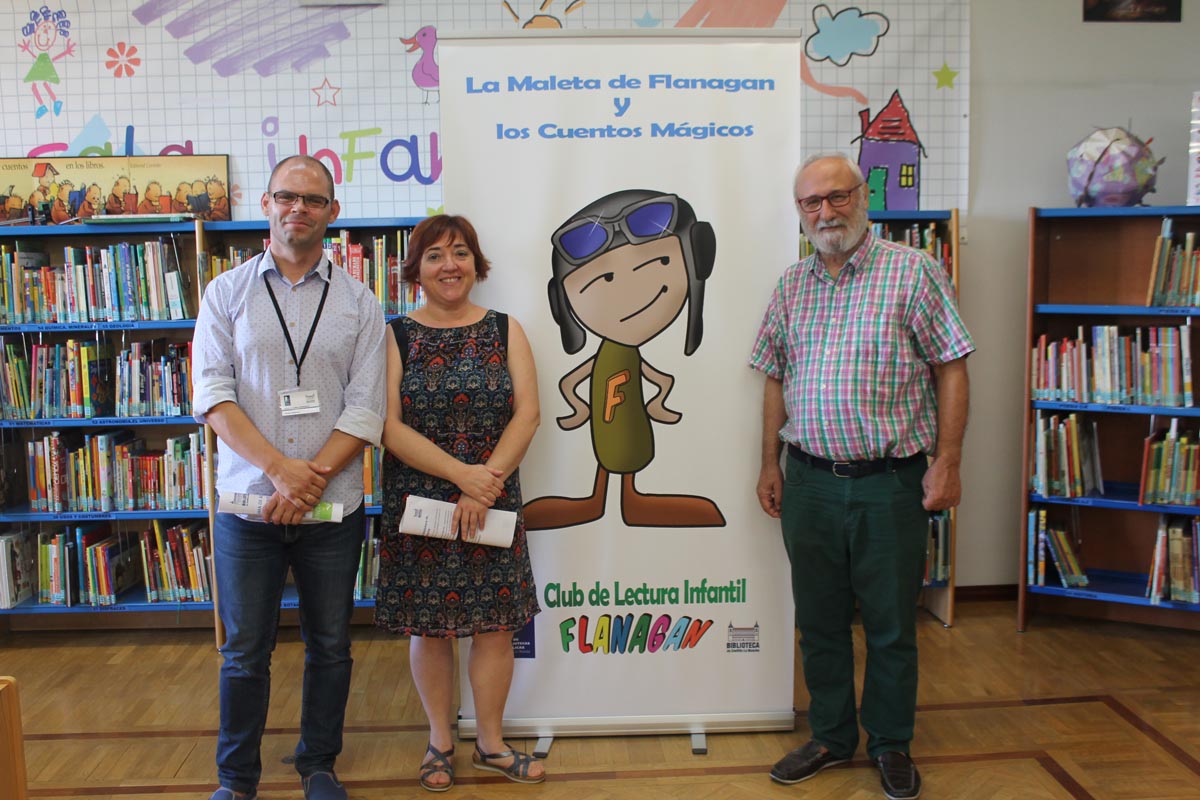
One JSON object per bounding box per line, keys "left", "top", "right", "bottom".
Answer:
{"left": 3, "top": 601, "right": 1200, "bottom": 799}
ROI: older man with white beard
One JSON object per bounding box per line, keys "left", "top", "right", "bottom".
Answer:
{"left": 748, "top": 153, "right": 974, "bottom": 799}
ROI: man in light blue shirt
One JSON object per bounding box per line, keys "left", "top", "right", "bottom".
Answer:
{"left": 192, "top": 155, "right": 385, "bottom": 800}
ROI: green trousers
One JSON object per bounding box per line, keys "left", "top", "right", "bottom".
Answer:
{"left": 780, "top": 453, "right": 929, "bottom": 759}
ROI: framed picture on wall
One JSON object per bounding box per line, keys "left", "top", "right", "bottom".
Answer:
{"left": 0, "top": 154, "right": 230, "bottom": 224}
{"left": 1083, "top": 1, "right": 1182, "bottom": 22}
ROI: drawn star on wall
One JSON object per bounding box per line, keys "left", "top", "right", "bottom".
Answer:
{"left": 312, "top": 77, "right": 342, "bottom": 106}
{"left": 933, "top": 62, "right": 958, "bottom": 89}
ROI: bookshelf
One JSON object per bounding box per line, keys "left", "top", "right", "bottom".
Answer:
{"left": 0, "top": 216, "right": 422, "bottom": 630}
{"left": 869, "top": 209, "right": 961, "bottom": 627}
{"left": 1019, "top": 206, "right": 1200, "bottom": 632}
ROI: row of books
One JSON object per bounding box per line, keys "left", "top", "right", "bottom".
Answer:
{"left": 34, "top": 525, "right": 140, "bottom": 606}
{"left": 1146, "top": 219, "right": 1200, "bottom": 306}
{"left": 2, "top": 520, "right": 387, "bottom": 609}
{"left": 362, "top": 444, "right": 382, "bottom": 506}
{"left": 1137, "top": 417, "right": 1200, "bottom": 506}
{"left": 141, "top": 521, "right": 212, "bottom": 603}
{"left": 0, "top": 522, "right": 211, "bottom": 608}
{"left": 326, "top": 230, "right": 424, "bottom": 316}
{"left": 1029, "top": 411, "right": 1103, "bottom": 498}
{"left": 798, "top": 221, "right": 953, "bottom": 274}
{"left": 1025, "top": 507, "right": 1089, "bottom": 588}
{"left": 196, "top": 244, "right": 260, "bottom": 297}
{"left": 0, "top": 528, "right": 35, "bottom": 609}
{"left": 1148, "top": 516, "right": 1200, "bottom": 604}
{"left": 1030, "top": 324, "right": 1194, "bottom": 407}
{"left": 24, "top": 430, "right": 205, "bottom": 513}
{"left": 0, "top": 240, "right": 193, "bottom": 324}
{"left": 354, "top": 518, "right": 382, "bottom": 601}
{"left": 923, "top": 511, "right": 950, "bottom": 585}
{"left": 0, "top": 338, "right": 192, "bottom": 421}
{"left": 871, "top": 221, "right": 953, "bottom": 272}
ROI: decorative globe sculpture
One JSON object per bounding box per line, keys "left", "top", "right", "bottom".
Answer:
{"left": 1067, "top": 127, "right": 1164, "bottom": 207}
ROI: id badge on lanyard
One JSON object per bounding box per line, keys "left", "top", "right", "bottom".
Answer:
{"left": 265, "top": 261, "right": 330, "bottom": 418}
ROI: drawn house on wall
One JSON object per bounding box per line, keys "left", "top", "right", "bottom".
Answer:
{"left": 854, "top": 90, "right": 925, "bottom": 211}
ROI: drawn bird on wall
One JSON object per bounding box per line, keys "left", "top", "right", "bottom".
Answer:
{"left": 401, "top": 25, "right": 439, "bottom": 104}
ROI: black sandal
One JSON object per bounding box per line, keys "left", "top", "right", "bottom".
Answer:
{"left": 419, "top": 743, "right": 455, "bottom": 792}
{"left": 471, "top": 742, "right": 545, "bottom": 784}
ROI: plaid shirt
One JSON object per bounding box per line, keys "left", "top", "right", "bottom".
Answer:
{"left": 749, "top": 232, "right": 974, "bottom": 461}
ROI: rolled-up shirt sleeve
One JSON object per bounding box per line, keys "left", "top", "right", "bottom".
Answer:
{"left": 333, "top": 288, "right": 386, "bottom": 446}
{"left": 191, "top": 277, "right": 238, "bottom": 424}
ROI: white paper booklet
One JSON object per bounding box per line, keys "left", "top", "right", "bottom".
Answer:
{"left": 400, "top": 494, "right": 516, "bottom": 548}
{"left": 218, "top": 492, "right": 344, "bottom": 523}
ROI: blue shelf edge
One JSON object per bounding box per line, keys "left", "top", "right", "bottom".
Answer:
{"left": 868, "top": 210, "right": 951, "bottom": 222}
{"left": 1034, "top": 304, "right": 1200, "bottom": 316}
{"left": 1029, "top": 482, "right": 1200, "bottom": 514}
{"left": 0, "top": 507, "right": 209, "bottom": 522}
{"left": 0, "top": 415, "right": 197, "bottom": 428}
{"left": 0, "top": 319, "right": 196, "bottom": 332}
{"left": 0, "top": 222, "right": 195, "bottom": 236}
{"left": 1032, "top": 400, "right": 1200, "bottom": 417}
{"left": 1035, "top": 206, "right": 1200, "bottom": 219}
{"left": 0, "top": 584, "right": 378, "bottom": 615}
{"left": 206, "top": 217, "right": 424, "bottom": 232}
{"left": 1028, "top": 570, "right": 1199, "bottom": 611}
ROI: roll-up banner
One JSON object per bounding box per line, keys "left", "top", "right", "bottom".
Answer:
{"left": 439, "top": 33, "right": 801, "bottom": 738}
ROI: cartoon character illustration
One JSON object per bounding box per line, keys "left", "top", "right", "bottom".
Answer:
{"left": 523, "top": 190, "right": 725, "bottom": 530}
{"left": 171, "top": 182, "right": 190, "bottom": 214}
{"left": 105, "top": 175, "right": 131, "bottom": 216}
{"left": 50, "top": 180, "right": 73, "bottom": 224}
{"left": 18, "top": 7, "right": 75, "bottom": 119}
{"left": 206, "top": 177, "right": 230, "bottom": 221}
{"left": 400, "top": 25, "right": 439, "bottom": 104}
{"left": 77, "top": 183, "right": 101, "bottom": 218}
{"left": 188, "top": 179, "right": 211, "bottom": 217}
{"left": 138, "top": 181, "right": 162, "bottom": 215}
{"left": 4, "top": 186, "right": 26, "bottom": 220}
{"left": 28, "top": 162, "right": 57, "bottom": 210}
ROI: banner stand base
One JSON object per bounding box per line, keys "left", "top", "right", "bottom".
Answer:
{"left": 456, "top": 710, "right": 795, "bottom": 744}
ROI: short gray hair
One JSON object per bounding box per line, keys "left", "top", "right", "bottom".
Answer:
{"left": 793, "top": 152, "right": 865, "bottom": 189}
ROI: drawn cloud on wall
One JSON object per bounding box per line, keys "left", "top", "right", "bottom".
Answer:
{"left": 805, "top": 4, "right": 890, "bottom": 67}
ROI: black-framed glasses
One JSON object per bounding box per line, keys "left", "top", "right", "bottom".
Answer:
{"left": 796, "top": 183, "right": 862, "bottom": 213}
{"left": 552, "top": 195, "right": 679, "bottom": 266}
{"left": 271, "top": 190, "right": 331, "bottom": 209}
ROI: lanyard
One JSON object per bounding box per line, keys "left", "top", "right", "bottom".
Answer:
{"left": 264, "top": 261, "right": 331, "bottom": 387}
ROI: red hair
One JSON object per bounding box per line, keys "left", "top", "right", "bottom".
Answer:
{"left": 403, "top": 215, "right": 492, "bottom": 284}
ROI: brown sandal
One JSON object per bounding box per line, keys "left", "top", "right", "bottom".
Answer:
{"left": 471, "top": 743, "right": 545, "bottom": 784}
{"left": 419, "top": 743, "right": 455, "bottom": 792}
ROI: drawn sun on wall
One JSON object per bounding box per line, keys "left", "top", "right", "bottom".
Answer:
{"left": 502, "top": 0, "right": 586, "bottom": 29}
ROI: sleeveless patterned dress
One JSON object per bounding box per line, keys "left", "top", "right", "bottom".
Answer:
{"left": 373, "top": 310, "right": 540, "bottom": 637}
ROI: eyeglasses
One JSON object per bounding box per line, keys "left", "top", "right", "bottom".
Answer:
{"left": 271, "top": 190, "right": 331, "bottom": 209}
{"left": 552, "top": 195, "right": 678, "bottom": 265}
{"left": 796, "top": 183, "right": 863, "bottom": 213}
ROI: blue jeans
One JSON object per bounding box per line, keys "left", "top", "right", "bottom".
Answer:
{"left": 213, "top": 505, "right": 364, "bottom": 791}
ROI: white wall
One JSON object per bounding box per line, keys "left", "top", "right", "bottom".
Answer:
{"left": 960, "top": 1, "right": 1200, "bottom": 585}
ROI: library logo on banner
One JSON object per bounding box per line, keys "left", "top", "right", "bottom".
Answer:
{"left": 726, "top": 621, "right": 760, "bottom": 653}
{"left": 512, "top": 618, "right": 535, "bottom": 659}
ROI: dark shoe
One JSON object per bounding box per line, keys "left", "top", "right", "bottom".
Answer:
{"left": 769, "top": 739, "right": 849, "bottom": 784}
{"left": 876, "top": 751, "right": 921, "bottom": 800}
{"left": 302, "top": 771, "right": 348, "bottom": 800}
{"left": 208, "top": 790, "right": 256, "bottom": 800}
{"left": 420, "top": 743, "right": 456, "bottom": 792}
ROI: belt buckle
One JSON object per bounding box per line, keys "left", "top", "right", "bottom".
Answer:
{"left": 832, "top": 461, "right": 854, "bottom": 478}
